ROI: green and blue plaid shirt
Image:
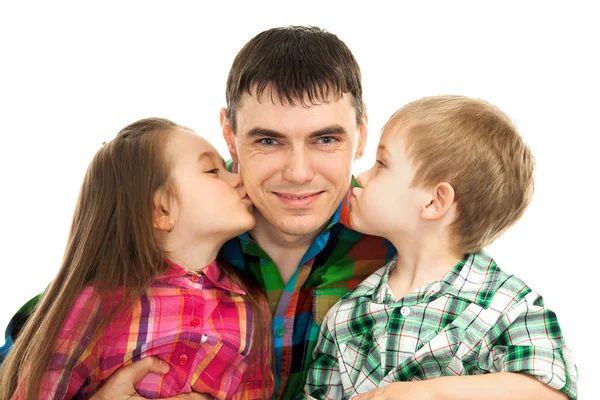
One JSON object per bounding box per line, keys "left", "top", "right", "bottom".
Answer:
{"left": 302, "top": 251, "right": 578, "bottom": 399}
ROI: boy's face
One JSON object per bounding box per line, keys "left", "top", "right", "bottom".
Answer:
{"left": 350, "top": 128, "right": 431, "bottom": 238}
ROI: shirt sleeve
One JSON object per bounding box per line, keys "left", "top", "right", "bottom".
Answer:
{"left": 301, "top": 314, "right": 344, "bottom": 400}
{"left": 38, "top": 288, "right": 100, "bottom": 399}
{"left": 479, "top": 291, "right": 578, "bottom": 399}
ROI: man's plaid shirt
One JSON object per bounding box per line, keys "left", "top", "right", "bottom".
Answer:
{"left": 303, "top": 251, "right": 578, "bottom": 399}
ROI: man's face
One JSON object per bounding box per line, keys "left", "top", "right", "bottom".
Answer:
{"left": 222, "top": 91, "right": 367, "bottom": 238}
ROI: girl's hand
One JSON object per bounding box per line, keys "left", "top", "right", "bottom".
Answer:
{"left": 91, "top": 357, "right": 211, "bottom": 400}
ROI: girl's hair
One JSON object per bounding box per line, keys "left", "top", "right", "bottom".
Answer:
{"left": 0, "top": 118, "right": 272, "bottom": 399}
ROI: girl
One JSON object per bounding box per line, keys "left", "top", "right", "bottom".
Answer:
{"left": 0, "top": 118, "right": 273, "bottom": 399}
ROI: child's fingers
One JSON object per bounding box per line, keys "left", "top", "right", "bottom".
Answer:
{"left": 123, "top": 356, "right": 171, "bottom": 383}
{"left": 162, "top": 394, "right": 213, "bottom": 400}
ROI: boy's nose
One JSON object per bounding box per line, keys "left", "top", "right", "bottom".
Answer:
{"left": 356, "top": 170, "right": 369, "bottom": 187}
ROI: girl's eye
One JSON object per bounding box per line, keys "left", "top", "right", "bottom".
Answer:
{"left": 259, "top": 138, "right": 279, "bottom": 146}
{"left": 205, "top": 168, "right": 219, "bottom": 174}
{"left": 376, "top": 159, "right": 385, "bottom": 168}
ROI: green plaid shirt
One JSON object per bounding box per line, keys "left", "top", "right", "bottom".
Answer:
{"left": 302, "top": 251, "right": 578, "bottom": 399}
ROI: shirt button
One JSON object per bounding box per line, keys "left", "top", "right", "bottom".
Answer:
{"left": 179, "top": 353, "right": 188, "bottom": 365}
{"left": 189, "top": 275, "right": 199, "bottom": 283}
{"left": 276, "top": 325, "right": 286, "bottom": 337}
{"left": 400, "top": 306, "right": 411, "bottom": 317}
{"left": 190, "top": 318, "right": 200, "bottom": 326}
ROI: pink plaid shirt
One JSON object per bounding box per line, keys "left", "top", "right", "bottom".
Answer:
{"left": 36, "top": 260, "right": 273, "bottom": 399}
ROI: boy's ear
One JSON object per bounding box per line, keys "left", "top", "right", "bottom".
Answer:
{"left": 421, "top": 182, "right": 455, "bottom": 221}
{"left": 153, "top": 190, "right": 173, "bottom": 232}
{"left": 355, "top": 104, "right": 368, "bottom": 160}
{"left": 221, "top": 108, "right": 239, "bottom": 162}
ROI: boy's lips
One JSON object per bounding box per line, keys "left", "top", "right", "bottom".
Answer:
{"left": 273, "top": 191, "right": 324, "bottom": 207}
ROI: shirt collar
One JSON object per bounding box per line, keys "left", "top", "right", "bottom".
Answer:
{"left": 159, "top": 259, "right": 246, "bottom": 295}
{"left": 369, "top": 251, "right": 496, "bottom": 308}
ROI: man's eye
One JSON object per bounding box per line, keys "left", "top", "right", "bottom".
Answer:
{"left": 259, "top": 138, "right": 279, "bottom": 146}
{"left": 317, "top": 136, "right": 338, "bottom": 145}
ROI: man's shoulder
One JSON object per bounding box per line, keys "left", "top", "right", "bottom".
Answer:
{"left": 342, "top": 262, "right": 388, "bottom": 301}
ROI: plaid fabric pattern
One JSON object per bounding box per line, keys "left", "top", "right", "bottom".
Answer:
{"left": 220, "top": 192, "right": 393, "bottom": 399}
{"left": 302, "top": 251, "right": 578, "bottom": 399}
{"left": 32, "top": 260, "right": 272, "bottom": 399}
{"left": 2, "top": 161, "right": 394, "bottom": 399}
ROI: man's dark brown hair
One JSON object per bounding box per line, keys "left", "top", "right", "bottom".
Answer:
{"left": 225, "top": 25, "right": 363, "bottom": 132}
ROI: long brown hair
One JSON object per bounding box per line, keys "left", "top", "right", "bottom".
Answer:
{"left": 0, "top": 118, "right": 272, "bottom": 399}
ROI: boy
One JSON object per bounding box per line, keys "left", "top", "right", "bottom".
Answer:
{"left": 302, "top": 95, "right": 577, "bottom": 399}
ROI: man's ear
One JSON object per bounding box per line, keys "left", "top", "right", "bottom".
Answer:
{"left": 153, "top": 190, "right": 173, "bottom": 232}
{"left": 355, "top": 103, "right": 368, "bottom": 160}
{"left": 220, "top": 107, "right": 239, "bottom": 162}
{"left": 421, "top": 182, "right": 456, "bottom": 221}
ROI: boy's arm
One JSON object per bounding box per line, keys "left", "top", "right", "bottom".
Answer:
{"left": 300, "top": 315, "right": 344, "bottom": 400}
{"left": 478, "top": 291, "right": 577, "bottom": 398}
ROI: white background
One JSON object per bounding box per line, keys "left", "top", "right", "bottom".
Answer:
{"left": 0, "top": 0, "right": 597, "bottom": 396}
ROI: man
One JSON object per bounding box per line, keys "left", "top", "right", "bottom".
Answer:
{"left": 1, "top": 26, "right": 390, "bottom": 400}
{"left": 1, "top": 26, "right": 569, "bottom": 400}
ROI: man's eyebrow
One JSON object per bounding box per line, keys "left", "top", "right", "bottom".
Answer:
{"left": 308, "top": 125, "right": 347, "bottom": 139}
{"left": 245, "top": 125, "right": 348, "bottom": 140}
{"left": 246, "top": 128, "right": 287, "bottom": 140}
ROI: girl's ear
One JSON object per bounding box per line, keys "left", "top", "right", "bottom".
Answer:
{"left": 153, "top": 190, "right": 173, "bottom": 232}
{"left": 421, "top": 182, "right": 455, "bottom": 220}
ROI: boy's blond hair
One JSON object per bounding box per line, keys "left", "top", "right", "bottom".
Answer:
{"left": 387, "top": 95, "right": 535, "bottom": 254}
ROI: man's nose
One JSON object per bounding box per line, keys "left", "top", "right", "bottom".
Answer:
{"left": 282, "top": 147, "right": 315, "bottom": 184}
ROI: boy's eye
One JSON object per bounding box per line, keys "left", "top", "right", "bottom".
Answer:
{"left": 316, "top": 136, "right": 338, "bottom": 145}
{"left": 259, "top": 138, "right": 279, "bottom": 146}
{"left": 376, "top": 159, "right": 385, "bottom": 168}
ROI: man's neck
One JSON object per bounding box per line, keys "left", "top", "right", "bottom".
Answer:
{"left": 386, "top": 232, "right": 463, "bottom": 300}
{"left": 250, "top": 213, "right": 324, "bottom": 285}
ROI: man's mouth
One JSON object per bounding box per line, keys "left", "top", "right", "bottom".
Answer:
{"left": 273, "top": 191, "right": 324, "bottom": 206}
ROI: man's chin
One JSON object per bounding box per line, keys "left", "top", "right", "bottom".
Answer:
{"left": 272, "top": 216, "right": 331, "bottom": 237}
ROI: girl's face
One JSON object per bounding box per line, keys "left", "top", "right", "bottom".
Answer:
{"left": 163, "top": 128, "right": 255, "bottom": 243}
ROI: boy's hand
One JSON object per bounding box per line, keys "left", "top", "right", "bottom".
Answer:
{"left": 90, "top": 356, "right": 211, "bottom": 400}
